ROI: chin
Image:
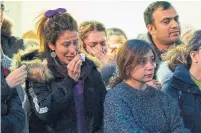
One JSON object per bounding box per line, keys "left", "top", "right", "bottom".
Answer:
{"left": 171, "top": 36, "right": 180, "bottom": 42}
{"left": 61, "top": 60, "right": 70, "bottom": 65}
{"left": 145, "top": 78, "right": 153, "bottom": 82}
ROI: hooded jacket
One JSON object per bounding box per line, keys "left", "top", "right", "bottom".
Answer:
{"left": 162, "top": 64, "right": 201, "bottom": 133}
{"left": 11, "top": 47, "right": 107, "bottom": 133}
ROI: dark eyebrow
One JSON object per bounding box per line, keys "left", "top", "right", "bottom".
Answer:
{"left": 63, "top": 38, "right": 78, "bottom": 43}
{"left": 63, "top": 40, "right": 71, "bottom": 45}
{"left": 161, "top": 17, "right": 171, "bottom": 21}
{"left": 162, "top": 15, "right": 179, "bottom": 20}
{"left": 142, "top": 55, "right": 155, "bottom": 59}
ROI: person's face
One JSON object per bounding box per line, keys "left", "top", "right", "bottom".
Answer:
{"left": 148, "top": 7, "right": 181, "bottom": 45}
{"left": 129, "top": 50, "right": 155, "bottom": 84}
{"left": 84, "top": 31, "right": 107, "bottom": 56}
{"left": 107, "top": 35, "right": 126, "bottom": 58}
{"left": 48, "top": 31, "right": 78, "bottom": 65}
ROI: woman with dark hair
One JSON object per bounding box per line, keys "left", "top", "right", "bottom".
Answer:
{"left": 12, "top": 8, "right": 106, "bottom": 133}
{"left": 162, "top": 30, "right": 201, "bottom": 133}
{"left": 104, "top": 39, "right": 189, "bottom": 133}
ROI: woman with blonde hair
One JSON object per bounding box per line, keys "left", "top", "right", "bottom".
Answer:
{"left": 78, "top": 21, "right": 108, "bottom": 70}
{"left": 162, "top": 30, "right": 201, "bottom": 133}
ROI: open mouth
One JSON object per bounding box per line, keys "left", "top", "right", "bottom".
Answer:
{"left": 65, "top": 56, "right": 74, "bottom": 61}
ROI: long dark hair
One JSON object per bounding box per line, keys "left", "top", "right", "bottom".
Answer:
{"left": 110, "top": 39, "right": 156, "bottom": 88}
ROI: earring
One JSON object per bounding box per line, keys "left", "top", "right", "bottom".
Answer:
{"left": 50, "top": 51, "right": 59, "bottom": 65}
{"left": 51, "top": 51, "right": 56, "bottom": 58}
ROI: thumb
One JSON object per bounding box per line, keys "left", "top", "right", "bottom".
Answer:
{"left": 19, "top": 65, "right": 27, "bottom": 70}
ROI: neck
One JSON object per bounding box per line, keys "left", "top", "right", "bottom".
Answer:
{"left": 152, "top": 37, "right": 174, "bottom": 53}
{"left": 190, "top": 65, "right": 201, "bottom": 81}
{"left": 124, "top": 79, "right": 146, "bottom": 90}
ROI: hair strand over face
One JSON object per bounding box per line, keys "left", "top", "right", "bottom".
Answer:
{"left": 110, "top": 39, "right": 156, "bottom": 88}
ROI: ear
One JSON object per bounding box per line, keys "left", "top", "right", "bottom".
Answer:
{"left": 48, "top": 42, "right": 56, "bottom": 51}
{"left": 147, "top": 24, "right": 156, "bottom": 35}
{"left": 190, "top": 51, "right": 198, "bottom": 63}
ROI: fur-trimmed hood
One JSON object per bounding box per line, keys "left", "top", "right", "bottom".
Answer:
{"left": 10, "top": 46, "right": 53, "bottom": 83}
{"left": 10, "top": 46, "right": 98, "bottom": 83}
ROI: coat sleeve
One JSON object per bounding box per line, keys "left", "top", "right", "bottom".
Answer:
{"left": 1, "top": 68, "right": 12, "bottom": 115}
{"left": 1, "top": 88, "right": 25, "bottom": 133}
{"left": 1, "top": 76, "right": 12, "bottom": 101}
{"left": 28, "top": 76, "right": 76, "bottom": 124}
{"left": 104, "top": 92, "right": 157, "bottom": 133}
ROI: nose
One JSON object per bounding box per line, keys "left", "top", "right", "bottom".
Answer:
{"left": 68, "top": 44, "right": 77, "bottom": 55}
{"left": 146, "top": 61, "right": 155, "bottom": 70}
{"left": 96, "top": 44, "right": 103, "bottom": 52}
{"left": 171, "top": 19, "right": 179, "bottom": 29}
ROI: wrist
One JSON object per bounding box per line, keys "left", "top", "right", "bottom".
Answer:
{"left": 5, "top": 78, "right": 13, "bottom": 89}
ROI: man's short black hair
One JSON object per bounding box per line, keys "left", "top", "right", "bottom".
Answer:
{"left": 144, "top": 1, "right": 172, "bottom": 26}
